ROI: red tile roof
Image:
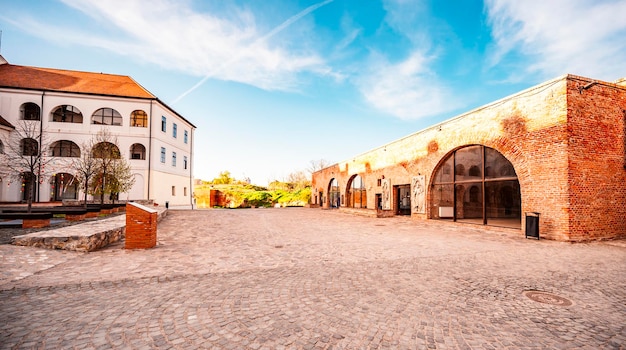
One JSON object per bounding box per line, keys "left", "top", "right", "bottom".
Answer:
{"left": 0, "top": 63, "right": 155, "bottom": 99}
{"left": 0, "top": 114, "right": 14, "bottom": 129}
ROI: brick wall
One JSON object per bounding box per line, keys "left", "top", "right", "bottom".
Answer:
{"left": 566, "top": 78, "right": 626, "bottom": 240}
{"left": 22, "top": 218, "right": 51, "bottom": 229}
{"left": 125, "top": 203, "right": 157, "bottom": 249}
{"left": 312, "top": 75, "right": 626, "bottom": 241}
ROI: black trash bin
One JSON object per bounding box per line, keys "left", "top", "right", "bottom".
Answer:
{"left": 525, "top": 212, "right": 540, "bottom": 239}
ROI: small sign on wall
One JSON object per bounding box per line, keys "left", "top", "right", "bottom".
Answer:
{"left": 412, "top": 175, "right": 426, "bottom": 214}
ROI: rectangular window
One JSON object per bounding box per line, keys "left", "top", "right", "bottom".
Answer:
{"left": 184, "top": 187, "right": 187, "bottom": 196}
{"left": 173, "top": 123, "right": 178, "bottom": 138}
{"left": 160, "top": 147, "right": 166, "bottom": 163}
{"left": 184, "top": 130, "right": 188, "bottom": 144}
{"left": 161, "top": 116, "right": 167, "bottom": 132}
{"left": 183, "top": 156, "right": 188, "bottom": 170}
{"left": 172, "top": 152, "right": 177, "bottom": 166}
{"left": 172, "top": 186, "right": 176, "bottom": 196}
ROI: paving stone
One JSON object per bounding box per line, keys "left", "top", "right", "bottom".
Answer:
{"left": 0, "top": 208, "right": 624, "bottom": 349}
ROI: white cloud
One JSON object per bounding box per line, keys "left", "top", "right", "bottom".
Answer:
{"left": 485, "top": 0, "right": 626, "bottom": 81}
{"left": 26, "top": 0, "right": 330, "bottom": 92}
{"left": 354, "top": 0, "right": 458, "bottom": 121}
{"left": 358, "top": 51, "right": 460, "bottom": 121}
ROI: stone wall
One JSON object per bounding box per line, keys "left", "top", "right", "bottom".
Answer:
{"left": 312, "top": 74, "right": 626, "bottom": 241}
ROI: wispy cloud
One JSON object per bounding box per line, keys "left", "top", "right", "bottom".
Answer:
{"left": 174, "top": 0, "right": 334, "bottom": 102}
{"left": 357, "top": 51, "right": 460, "bottom": 121}
{"left": 485, "top": 0, "right": 626, "bottom": 81}
{"left": 8, "top": 0, "right": 332, "bottom": 93}
{"left": 355, "top": 0, "right": 458, "bottom": 120}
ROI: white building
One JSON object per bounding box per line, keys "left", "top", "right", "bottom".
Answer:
{"left": 0, "top": 55, "right": 196, "bottom": 207}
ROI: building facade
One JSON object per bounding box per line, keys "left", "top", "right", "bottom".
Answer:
{"left": 0, "top": 55, "right": 196, "bottom": 207}
{"left": 312, "top": 74, "right": 626, "bottom": 241}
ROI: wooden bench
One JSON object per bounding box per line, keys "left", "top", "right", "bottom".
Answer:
{"left": 0, "top": 212, "right": 53, "bottom": 228}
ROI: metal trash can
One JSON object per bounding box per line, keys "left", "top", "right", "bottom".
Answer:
{"left": 165, "top": 201, "right": 169, "bottom": 209}
{"left": 525, "top": 212, "right": 540, "bottom": 239}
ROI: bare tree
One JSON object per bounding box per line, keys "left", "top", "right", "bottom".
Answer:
{"left": 107, "top": 157, "right": 135, "bottom": 203}
{"left": 91, "top": 128, "right": 121, "bottom": 204}
{"left": 70, "top": 138, "right": 99, "bottom": 208}
{"left": 286, "top": 170, "right": 310, "bottom": 190}
{"left": 307, "top": 159, "right": 330, "bottom": 175}
{"left": 0, "top": 121, "right": 55, "bottom": 212}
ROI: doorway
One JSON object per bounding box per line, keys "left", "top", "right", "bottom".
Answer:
{"left": 396, "top": 185, "right": 411, "bottom": 215}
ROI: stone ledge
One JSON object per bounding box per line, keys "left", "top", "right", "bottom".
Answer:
{"left": 11, "top": 207, "right": 167, "bottom": 252}
{"left": 12, "top": 227, "right": 125, "bottom": 252}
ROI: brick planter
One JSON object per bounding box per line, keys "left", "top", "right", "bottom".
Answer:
{"left": 125, "top": 202, "right": 158, "bottom": 249}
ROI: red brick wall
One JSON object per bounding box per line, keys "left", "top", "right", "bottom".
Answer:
{"left": 566, "top": 78, "right": 626, "bottom": 241}
{"left": 22, "top": 218, "right": 50, "bottom": 229}
{"left": 312, "top": 75, "right": 626, "bottom": 241}
{"left": 125, "top": 203, "right": 157, "bottom": 249}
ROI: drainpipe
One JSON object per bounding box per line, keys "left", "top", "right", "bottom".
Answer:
{"left": 190, "top": 127, "right": 194, "bottom": 209}
{"left": 147, "top": 100, "right": 153, "bottom": 201}
{"left": 37, "top": 91, "right": 44, "bottom": 202}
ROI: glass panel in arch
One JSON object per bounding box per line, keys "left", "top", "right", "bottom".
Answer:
{"left": 455, "top": 184, "right": 483, "bottom": 223}
{"left": 455, "top": 145, "right": 482, "bottom": 182}
{"left": 485, "top": 180, "right": 521, "bottom": 228}
{"left": 433, "top": 156, "right": 453, "bottom": 183}
{"left": 431, "top": 184, "right": 454, "bottom": 220}
{"left": 485, "top": 147, "right": 517, "bottom": 179}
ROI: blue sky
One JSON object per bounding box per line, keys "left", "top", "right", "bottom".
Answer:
{"left": 1, "top": 0, "right": 625, "bottom": 186}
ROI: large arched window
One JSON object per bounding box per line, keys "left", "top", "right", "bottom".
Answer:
{"left": 21, "top": 171, "right": 36, "bottom": 201}
{"left": 131, "top": 110, "right": 148, "bottom": 127}
{"left": 130, "top": 143, "right": 146, "bottom": 160}
{"left": 51, "top": 105, "right": 83, "bottom": 123}
{"left": 347, "top": 175, "right": 367, "bottom": 209}
{"left": 20, "top": 103, "right": 40, "bottom": 121}
{"left": 50, "top": 173, "right": 78, "bottom": 201}
{"left": 91, "top": 108, "right": 122, "bottom": 126}
{"left": 21, "top": 138, "right": 38, "bottom": 156}
{"left": 92, "top": 142, "right": 121, "bottom": 159}
{"left": 431, "top": 145, "right": 521, "bottom": 228}
{"left": 50, "top": 140, "right": 80, "bottom": 157}
{"left": 328, "top": 178, "right": 340, "bottom": 208}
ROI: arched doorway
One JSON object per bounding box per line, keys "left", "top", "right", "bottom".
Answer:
{"left": 51, "top": 173, "right": 78, "bottom": 201}
{"left": 20, "top": 172, "right": 36, "bottom": 202}
{"left": 328, "top": 178, "right": 340, "bottom": 208}
{"left": 430, "top": 145, "right": 521, "bottom": 228}
{"left": 346, "top": 175, "right": 367, "bottom": 208}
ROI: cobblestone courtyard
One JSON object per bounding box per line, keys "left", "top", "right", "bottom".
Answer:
{"left": 1, "top": 208, "right": 625, "bottom": 349}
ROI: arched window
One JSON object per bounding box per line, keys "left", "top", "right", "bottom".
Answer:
{"left": 347, "top": 175, "right": 367, "bottom": 209}
{"left": 50, "top": 140, "right": 80, "bottom": 157}
{"left": 455, "top": 164, "right": 465, "bottom": 176}
{"left": 469, "top": 165, "right": 481, "bottom": 177}
{"left": 131, "top": 110, "right": 148, "bottom": 127}
{"left": 130, "top": 143, "right": 146, "bottom": 160}
{"left": 21, "top": 138, "right": 38, "bottom": 156}
{"left": 51, "top": 105, "right": 83, "bottom": 123}
{"left": 21, "top": 171, "right": 36, "bottom": 201}
{"left": 50, "top": 173, "right": 78, "bottom": 200}
{"left": 328, "top": 178, "right": 340, "bottom": 208}
{"left": 431, "top": 145, "right": 521, "bottom": 229}
{"left": 92, "top": 142, "right": 121, "bottom": 159}
{"left": 91, "top": 108, "right": 122, "bottom": 126}
{"left": 469, "top": 186, "right": 480, "bottom": 203}
{"left": 20, "top": 103, "right": 40, "bottom": 121}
